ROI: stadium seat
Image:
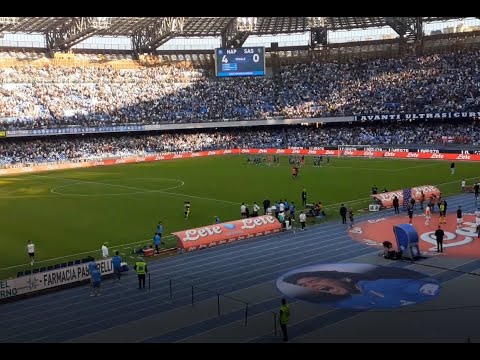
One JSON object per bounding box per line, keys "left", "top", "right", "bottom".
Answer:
{"left": 24, "top": 270, "right": 32, "bottom": 276}
{"left": 39, "top": 267, "right": 46, "bottom": 272}
{"left": 67, "top": 261, "right": 74, "bottom": 266}
{"left": 54, "top": 264, "right": 60, "bottom": 269}
{"left": 47, "top": 265, "right": 54, "bottom": 271}
{"left": 33, "top": 268, "right": 39, "bottom": 274}
{"left": 81, "top": 258, "right": 90, "bottom": 263}
{"left": 60, "top": 263, "right": 67, "bottom": 268}
{"left": 74, "top": 259, "right": 81, "bottom": 265}
{"left": 16, "top": 271, "right": 23, "bottom": 278}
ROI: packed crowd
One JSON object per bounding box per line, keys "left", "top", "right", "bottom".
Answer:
{"left": 0, "top": 63, "right": 278, "bottom": 129}
{"left": 0, "top": 49, "right": 479, "bottom": 130}
{"left": 280, "top": 50, "right": 480, "bottom": 118}
{"left": 0, "top": 120, "right": 478, "bottom": 165}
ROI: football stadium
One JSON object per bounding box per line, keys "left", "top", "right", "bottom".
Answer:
{"left": 1, "top": 16, "right": 480, "bottom": 343}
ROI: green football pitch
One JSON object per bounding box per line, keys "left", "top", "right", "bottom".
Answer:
{"left": 0, "top": 155, "right": 477, "bottom": 279}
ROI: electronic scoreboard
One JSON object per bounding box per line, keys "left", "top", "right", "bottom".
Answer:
{"left": 214, "top": 47, "right": 265, "bottom": 77}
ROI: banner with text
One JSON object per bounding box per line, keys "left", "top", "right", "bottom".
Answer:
{"left": 354, "top": 111, "right": 480, "bottom": 121}
{"left": 0, "top": 258, "right": 113, "bottom": 300}
{"left": 7, "top": 125, "right": 146, "bottom": 137}
{"left": 371, "top": 185, "right": 441, "bottom": 208}
{"left": 173, "top": 215, "right": 283, "bottom": 252}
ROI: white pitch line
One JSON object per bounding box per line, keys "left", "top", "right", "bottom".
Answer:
{"left": 32, "top": 174, "right": 240, "bottom": 205}
{"left": 0, "top": 235, "right": 174, "bottom": 271}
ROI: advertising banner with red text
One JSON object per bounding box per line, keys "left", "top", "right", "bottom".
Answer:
{"left": 371, "top": 185, "right": 441, "bottom": 208}
{"left": 173, "top": 215, "right": 283, "bottom": 252}
{"left": 2, "top": 148, "right": 480, "bottom": 178}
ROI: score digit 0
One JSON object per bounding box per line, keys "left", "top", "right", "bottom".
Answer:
{"left": 253, "top": 53, "right": 260, "bottom": 62}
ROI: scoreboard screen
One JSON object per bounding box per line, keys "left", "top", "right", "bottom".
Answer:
{"left": 214, "top": 47, "right": 265, "bottom": 77}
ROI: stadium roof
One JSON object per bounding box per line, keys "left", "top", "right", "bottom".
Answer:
{"left": 4, "top": 17, "right": 465, "bottom": 37}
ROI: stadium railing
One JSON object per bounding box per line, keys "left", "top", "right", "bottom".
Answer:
{"left": 148, "top": 273, "right": 249, "bottom": 325}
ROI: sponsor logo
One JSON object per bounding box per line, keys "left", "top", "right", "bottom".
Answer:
{"left": 46, "top": 165, "right": 58, "bottom": 170}
{"left": 276, "top": 149, "right": 285, "bottom": 154}
{"left": 308, "top": 150, "right": 317, "bottom": 154}
{"left": 241, "top": 149, "right": 250, "bottom": 153}
{"left": 207, "top": 151, "right": 217, "bottom": 156}
{"left": 407, "top": 152, "right": 419, "bottom": 158}
{"left": 343, "top": 150, "right": 354, "bottom": 156}
{"left": 388, "top": 148, "right": 409, "bottom": 152}
{"left": 430, "top": 153, "right": 444, "bottom": 159}
{"left": 116, "top": 159, "right": 126, "bottom": 164}
{"left": 156, "top": 155, "right": 165, "bottom": 160}
{"left": 325, "top": 150, "right": 335, "bottom": 155}
{"left": 457, "top": 154, "right": 471, "bottom": 160}
{"left": 292, "top": 149, "right": 301, "bottom": 154}
{"left": 173, "top": 154, "right": 183, "bottom": 159}
{"left": 384, "top": 152, "right": 396, "bottom": 157}
{"left": 259, "top": 149, "right": 268, "bottom": 153}
{"left": 241, "top": 216, "right": 276, "bottom": 230}
{"left": 183, "top": 226, "right": 223, "bottom": 242}
{"left": 413, "top": 185, "right": 439, "bottom": 194}
{"left": 191, "top": 153, "right": 200, "bottom": 157}
{"left": 363, "top": 151, "right": 374, "bottom": 157}
{"left": 224, "top": 150, "right": 232, "bottom": 154}
{"left": 418, "top": 149, "right": 439, "bottom": 153}
{"left": 21, "top": 167, "right": 33, "bottom": 172}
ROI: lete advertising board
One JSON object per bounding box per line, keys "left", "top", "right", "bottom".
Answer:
{"left": 1, "top": 148, "right": 480, "bottom": 177}
{"left": 371, "top": 185, "right": 441, "bottom": 208}
{"left": 172, "top": 215, "right": 283, "bottom": 252}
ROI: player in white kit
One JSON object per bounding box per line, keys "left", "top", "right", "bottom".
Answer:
{"left": 475, "top": 208, "right": 480, "bottom": 227}
{"left": 424, "top": 205, "right": 431, "bottom": 225}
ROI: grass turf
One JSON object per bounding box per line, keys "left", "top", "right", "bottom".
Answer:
{"left": 0, "top": 155, "right": 477, "bottom": 278}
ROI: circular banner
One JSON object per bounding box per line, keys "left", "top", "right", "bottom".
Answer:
{"left": 349, "top": 213, "right": 480, "bottom": 258}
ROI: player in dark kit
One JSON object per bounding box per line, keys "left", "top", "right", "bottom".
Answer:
{"left": 340, "top": 204, "right": 347, "bottom": 224}
{"left": 301, "top": 188, "right": 307, "bottom": 207}
{"left": 184, "top": 201, "right": 191, "bottom": 219}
